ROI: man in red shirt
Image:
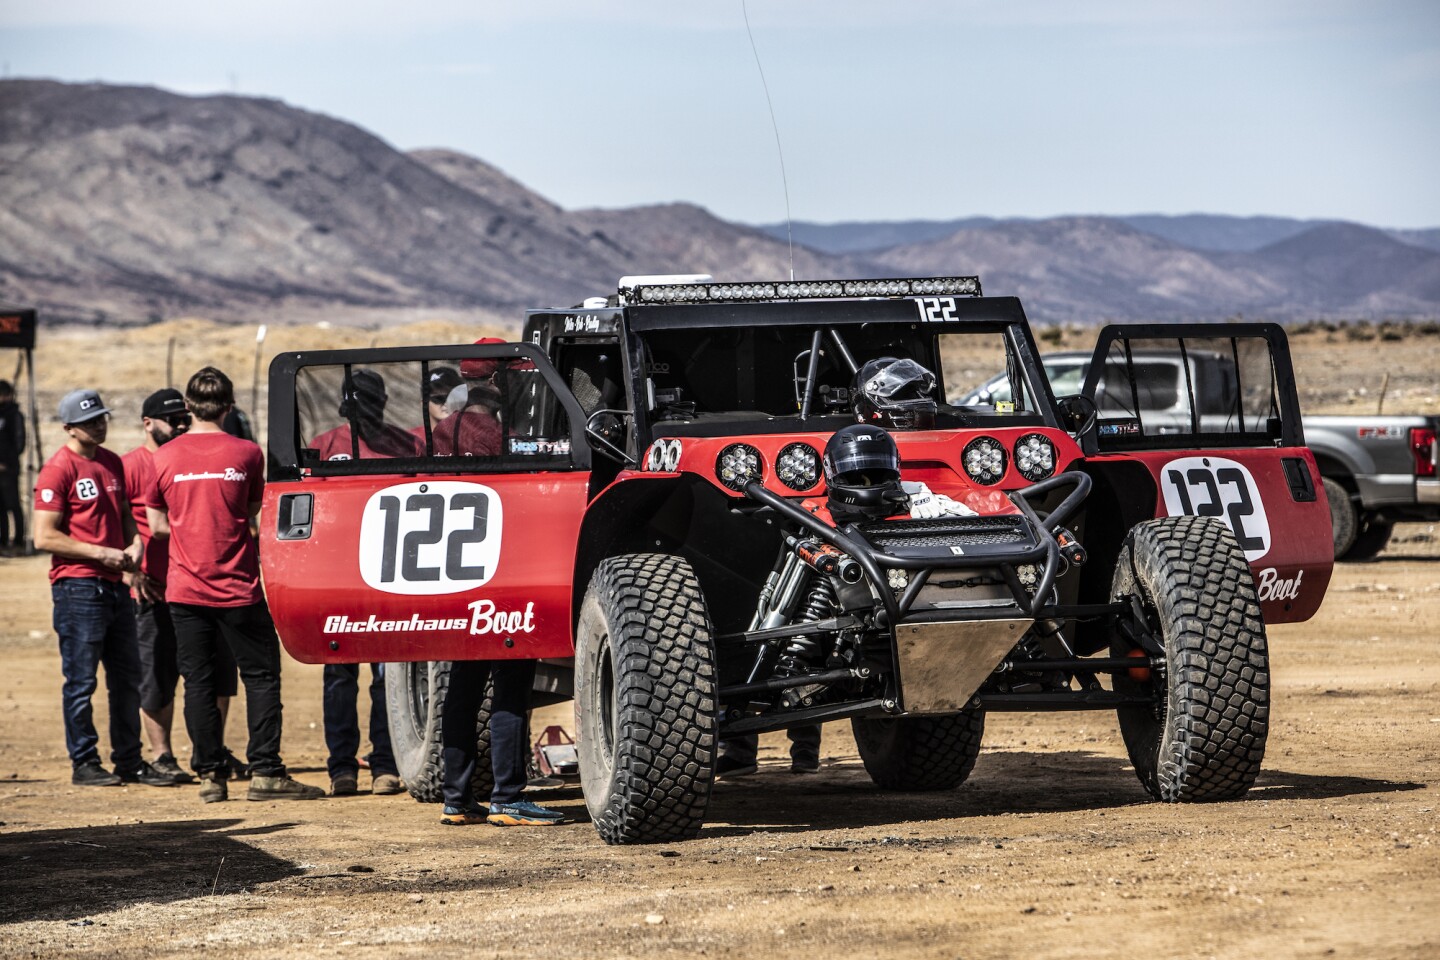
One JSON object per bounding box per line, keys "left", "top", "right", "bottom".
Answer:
{"left": 147, "top": 367, "right": 323, "bottom": 802}
{"left": 123, "top": 388, "right": 241, "bottom": 784}
{"left": 34, "top": 389, "right": 176, "bottom": 788}
{"left": 432, "top": 342, "right": 505, "bottom": 457}
{"left": 310, "top": 368, "right": 423, "bottom": 461}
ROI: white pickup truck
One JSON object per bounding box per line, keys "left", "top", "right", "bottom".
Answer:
{"left": 962, "top": 350, "right": 1439, "bottom": 560}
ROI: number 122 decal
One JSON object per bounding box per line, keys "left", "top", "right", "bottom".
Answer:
{"left": 358, "top": 481, "right": 503, "bottom": 595}
{"left": 1160, "top": 457, "right": 1271, "bottom": 562}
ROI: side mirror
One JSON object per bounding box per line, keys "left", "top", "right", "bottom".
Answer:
{"left": 1057, "top": 395, "right": 1097, "bottom": 436}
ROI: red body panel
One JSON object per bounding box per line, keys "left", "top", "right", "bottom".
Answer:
{"left": 1093, "top": 446, "right": 1333, "bottom": 623}
{"left": 262, "top": 471, "right": 589, "bottom": 664}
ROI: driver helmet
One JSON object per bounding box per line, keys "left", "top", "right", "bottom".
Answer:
{"left": 823, "top": 423, "right": 908, "bottom": 524}
{"left": 853, "top": 357, "right": 938, "bottom": 430}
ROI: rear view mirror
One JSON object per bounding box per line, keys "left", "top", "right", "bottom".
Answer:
{"left": 1057, "top": 395, "right": 1097, "bottom": 436}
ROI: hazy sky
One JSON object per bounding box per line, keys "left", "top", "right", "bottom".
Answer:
{"left": 2, "top": 1, "right": 1438, "bottom": 228}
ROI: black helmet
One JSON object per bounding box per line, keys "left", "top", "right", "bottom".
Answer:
{"left": 823, "top": 424, "right": 908, "bottom": 524}
{"left": 853, "top": 357, "right": 937, "bottom": 430}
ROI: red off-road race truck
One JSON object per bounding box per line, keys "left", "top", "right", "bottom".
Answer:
{"left": 261, "top": 276, "right": 1334, "bottom": 844}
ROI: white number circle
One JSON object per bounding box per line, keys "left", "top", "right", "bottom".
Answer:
{"left": 1159, "top": 457, "right": 1271, "bottom": 562}
{"left": 358, "top": 481, "right": 503, "bottom": 595}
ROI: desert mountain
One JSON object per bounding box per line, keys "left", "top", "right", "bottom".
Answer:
{"left": 1, "top": 79, "right": 1437, "bottom": 326}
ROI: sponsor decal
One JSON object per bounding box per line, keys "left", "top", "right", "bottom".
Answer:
{"left": 1256, "top": 567, "right": 1304, "bottom": 603}
{"left": 41, "top": 488, "right": 55, "bottom": 503}
{"left": 1160, "top": 456, "right": 1272, "bottom": 562}
{"left": 172, "top": 468, "right": 249, "bottom": 482}
{"left": 75, "top": 478, "right": 99, "bottom": 501}
{"left": 644, "top": 439, "right": 682, "bottom": 472}
{"left": 563, "top": 315, "right": 611, "bottom": 334}
{"left": 949, "top": 545, "right": 966, "bottom": 556}
{"left": 508, "top": 437, "right": 571, "bottom": 456}
{"left": 326, "top": 453, "right": 352, "bottom": 461}
{"left": 467, "top": 599, "right": 537, "bottom": 636}
{"left": 325, "top": 613, "right": 469, "bottom": 634}
{"left": 1356, "top": 425, "right": 1404, "bottom": 440}
{"left": 322, "top": 600, "right": 537, "bottom": 638}
{"left": 1099, "top": 419, "right": 1141, "bottom": 436}
{"left": 358, "top": 481, "right": 503, "bottom": 596}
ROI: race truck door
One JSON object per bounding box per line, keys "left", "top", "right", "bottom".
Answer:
{"left": 261, "top": 341, "right": 592, "bottom": 664}
{"left": 1076, "top": 323, "right": 1333, "bottom": 623}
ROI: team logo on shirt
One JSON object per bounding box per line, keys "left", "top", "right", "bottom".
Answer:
{"left": 41, "top": 488, "right": 55, "bottom": 503}
{"left": 75, "top": 479, "right": 99, "bottom": 501}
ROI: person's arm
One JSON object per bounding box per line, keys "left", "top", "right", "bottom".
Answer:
{"left": 33, "top": 509, "right": 129, "bottom": 570}
{"left": 146, "top": 505, "right": 171, "bottom": 540}
{"left": 120, "top": 503, "right": 144, "bottom": 572}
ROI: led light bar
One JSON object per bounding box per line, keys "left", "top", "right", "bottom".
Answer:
{"left": 623, "top": 276, "right": 982, "bottom": 305}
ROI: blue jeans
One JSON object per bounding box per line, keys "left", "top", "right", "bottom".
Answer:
{"left": 323, "top": 663, "right": 397, "bottom": 779}
{"left": 52, "top": 577, "right": 143, "bottom": 772}
{"left": 441, "top": 659, "right": 535, "bottom": 807}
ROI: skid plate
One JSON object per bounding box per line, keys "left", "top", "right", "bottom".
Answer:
{"left": 895, "top": 618, "right": 1033, "bottom": 714}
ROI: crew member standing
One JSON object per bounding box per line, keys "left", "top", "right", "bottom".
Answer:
{"left": 0, "top": 379, "right": 25, "bottom": 555}
{"left": 33, "top": 388, "right": 175, "bottom": 787}
{"left": 123, "top": 388, "right": 242, "bottom": 783}
{"left": 146, "top": 367, "right": 323, "bottom": 802}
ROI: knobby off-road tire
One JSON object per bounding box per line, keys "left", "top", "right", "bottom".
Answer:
{"left": 1110, "top": 516, "right": 1269, "bottom": 802}
{"left": 1340, "top": 515, "right": 1393, "bottom": 562}
{"left": 384, "top": 661, "right": 493, "bottom": 804}
{"left": 576, "top": 554, "right": 718, "bottom": 845}
{"left": 1323, "top": 478, "right": 1358, "bottom": 559}
{"left": 851, "top": 708, "right": 985, "bottom": 791}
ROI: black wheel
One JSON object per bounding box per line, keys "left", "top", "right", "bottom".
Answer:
{"left": 575, "top": 554, "right": 717, "bottom": 844}
{"left": 1340, "top": 515, "right": 1393, "bottom": 562}
{"left": 1323, "top": 477, "right": 1357, "bottom": 558}
{"left": 1110, "top": 516, "right": 1269, "bottom": 802}
{"left": 851, "top": 709, "right": 984, "bottom": 791}
{"left": 384, "top": 661, "right": 492, "bottom": 803}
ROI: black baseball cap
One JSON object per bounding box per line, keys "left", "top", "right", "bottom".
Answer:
{"left": 142, "top": 388, "right": 188, "bottom": 419}
{"left": 426, "top": 366, "right": 463, "bottom": 397}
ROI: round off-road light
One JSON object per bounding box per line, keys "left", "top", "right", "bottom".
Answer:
{"left": 775, "top": 443, "right": 820, "bottom": 491}
{"left": 962, "top": 436, "right": 1007, "bottom": 485}
{"left": 716, "top": 443, "right": 763, "bottom": 491}
{"left": 1014, "top": 433, "right": 1056, "bottom": 482}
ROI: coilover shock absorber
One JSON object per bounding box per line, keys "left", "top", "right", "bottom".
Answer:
{"left": 775, "top": 579, "right": 839, "bottom": 707}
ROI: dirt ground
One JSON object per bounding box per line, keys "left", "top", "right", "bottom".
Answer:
{"left": 0, "top": 535, "right": 1436, "bottom": 959}
{"left": 0, "top": 320, "right": 1437, "bottom": 958}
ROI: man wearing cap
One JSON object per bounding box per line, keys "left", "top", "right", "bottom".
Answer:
{"left": 311, "top": 368, "right": 422, "bottom": 461}
{"left": 411, "top": 366, "right": 463, "bottom": 448}
{"left": 33, "top": 389, "right": 176, "bottom": 788}
{"left": 146, "top": 367, "right": 323, "bottom": 802}
{"left": 123, "top": 389, "right": 243, "bottom": 784}
{"left": 432, "top": 339, "right": 507, "bottom": 457}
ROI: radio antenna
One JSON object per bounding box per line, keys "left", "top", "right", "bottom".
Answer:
{"left": 742, "top": 0, "right": 794, "bottom": 281}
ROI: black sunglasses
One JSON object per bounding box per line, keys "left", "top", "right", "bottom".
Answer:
{"left": 164, "top": 413, "right": 193, "bottom": 428}
{"left": 428, "top": 393, "right": 450, "bottom": 404}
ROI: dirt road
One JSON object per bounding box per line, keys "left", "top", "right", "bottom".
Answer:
{"left": 0, "top": 539, "right": 1436, "bottom": 959}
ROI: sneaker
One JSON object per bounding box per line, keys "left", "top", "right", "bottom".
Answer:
{"left": 791, "top": 757, "right": 821, "bottom": 774}
{"left": 72, "top": 761, "right": 122, "bottom": 787}
{"left": 440, "top": 804, "right": 487, "bottom": 826}
{"left": 121, "top": 761, "right": 182, "bottom": 787}
{"left": 247, "top": 775, "right": 325, "bottom": 801}
{"left": 330, "top": 775, "right": 359, "bottom": 797}
{"left": 220, "top": 747, "right": 252, "bottom": 781}
{"left": 153, "top": 753, "right": 195, "bottom": 784}
{"left": 371, "top": 773, "right": 406, "bottom": 796}
{"left": 198, "top": 770, "right": 228, "bottom": 804}
{"left": 487, "top": 800, "right": 566, "bottom": 827}
{"left": 715, "top": 754, "right": 758, "bottom": 780}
